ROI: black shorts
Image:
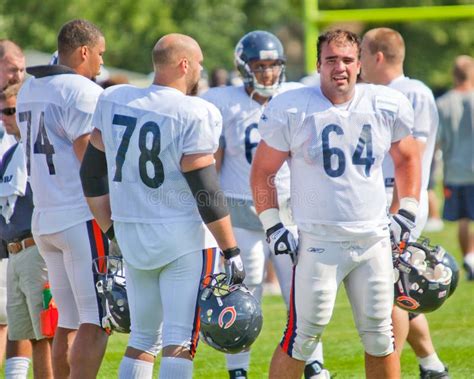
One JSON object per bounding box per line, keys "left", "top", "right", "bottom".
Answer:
{"left": 443, "top": 184, "right": 474, "bottom": 221}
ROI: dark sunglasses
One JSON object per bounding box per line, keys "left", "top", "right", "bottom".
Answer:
{"left": 0, "top": 107, "right": 16, "bottom": 116}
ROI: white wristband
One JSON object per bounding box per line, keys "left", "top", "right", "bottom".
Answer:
{"left": 399, "top": 197, "right": 419, "bottom": 216}
{"left": 259, "top": 208, "right": 281, "bottom": 231}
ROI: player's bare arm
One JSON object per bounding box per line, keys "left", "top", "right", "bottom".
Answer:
{"left": 250, "top": 141, "right": 297, "bottom": 262}
{"left": 389, "top": 134, "right": 421, "bottom": 247}
{"left": 389, "top": 135, "right": 421, "bottom": 202}
{"left": 250, "top": 140, "right": 289, "bottom": 214}
{"left": 214, "top": 145, "right": 224, "bottom": 173}
{"left": 73, "top": 133, "right": 92, "bottom": 162}
{"left": 80, "top": 128, "right": 113, "bottom": 237}
{"left": 389, "top": 138, "right": 426, "bottom": 213}
{"left": 182, "top": 152, "right": 245, "bottom": 285}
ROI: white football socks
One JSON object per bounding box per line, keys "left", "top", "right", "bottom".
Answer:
{"left": 118, "top": 356, "right": 154, "bottom": 379}
{"left": 159, "top": 357, "right": 193, "bottom": 379}
{"left": 226, "top": 350, "right": 251, "bottom": 371}
{"left": 417, "top": 352, "right": 445, "bottom": 372}
{"left": 5, "top": 357, "right": 30, "bottom": 379}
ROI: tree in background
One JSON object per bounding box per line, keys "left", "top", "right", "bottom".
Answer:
{"left": 0, "top": 0, "right": 471, "bottom": 88}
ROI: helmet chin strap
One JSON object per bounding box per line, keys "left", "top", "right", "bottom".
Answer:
{"left": 251, "top": 72, "right": 280, "bottom": 97}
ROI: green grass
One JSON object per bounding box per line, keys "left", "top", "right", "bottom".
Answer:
{"left": 4, "top": 220, "right": 471, "bottom": 378}
{"left": 94, "top": 221, "right": 474, "bottom": 378}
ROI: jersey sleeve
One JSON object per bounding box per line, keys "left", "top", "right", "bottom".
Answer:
{"left": 410, "top": 92, "right": 438, "bottom": 143}
{"left": 63, "top": 84, "right": 102, "bottom": 142}
{"left": 91, "top": 95, "right": 105, "bottom": 133}
{"left": 258, "top": 96, "right": 292, "bottom": 152}
{"left": 391, "top": 94, "right": 414, "bottom": 142}
{"left": 182, "top": 101, "right": 222, "bottom": 155}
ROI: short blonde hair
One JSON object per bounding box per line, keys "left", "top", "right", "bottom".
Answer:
{"left": 0, "top": 83, "right": 21, "bottom": 101}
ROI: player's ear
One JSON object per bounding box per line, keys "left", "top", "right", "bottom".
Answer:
{"left": 376, "top": 51, "right": 384, "bottom": 64}
{"left": 177, "top": 57, "right": 189, "bottom": 75}
{"left": 79, "top": 45, "right": 88, "bottom": 60}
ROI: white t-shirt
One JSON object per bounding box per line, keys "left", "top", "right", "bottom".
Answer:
{"left": 93, "top": 84, "right": 221, "bottom": 268}
{"left": 259, "top": 83, "right": 414, "bottom": 240}
{"left": 16, "top": 71, "right": 102, "bottom": 235}
{"left": 382, "top": 75, "right": 438, "bottom": 193}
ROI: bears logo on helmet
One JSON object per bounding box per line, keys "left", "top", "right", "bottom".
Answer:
{"left": 198, "top": 274, "right": 263, "bottom": 354}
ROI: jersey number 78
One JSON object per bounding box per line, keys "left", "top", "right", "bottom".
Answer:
{"left": 112, "top": 114, "right": 165, "bottom": 189}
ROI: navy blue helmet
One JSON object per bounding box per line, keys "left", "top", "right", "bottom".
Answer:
{"left": 418, "top": 239, "right": 459, "bottom": 298}
{"left": 394, "top": 241, "right": 452, "bottom": 313}
{"left": 93, "top": 256, "right": 131, "bottom": 333}
{"left": 234, "top": 30, "right": 286, "bottom": 97}
{"left": 198, "top": 274, "right": 263, "bottom": 354}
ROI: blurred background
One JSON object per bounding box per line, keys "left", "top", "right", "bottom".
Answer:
{"left": 1, "top": 0, "right": 473, "bottom": 93}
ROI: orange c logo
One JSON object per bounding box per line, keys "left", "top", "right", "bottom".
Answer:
{"left": 396, "top": 295, "right": 420, "bottom": 310}
{"left": 218, "top": 306, "right": 237, "bottom": 329}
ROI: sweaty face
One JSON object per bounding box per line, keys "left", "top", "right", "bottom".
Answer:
{"left": 86, "top": 36, "right": 106, "bottom": 80}
{"left": 0, "top": 53, "right": 25, "bottom": 90}
{"left": 317, "top": 40, "right": 360, "bottom": 104}
{"left": 0, "top": 96, "right": 20, "bottom": 138}
{"left": 249, "top": 59, "right": 283, "bottom": 87}
{"left": 359, "top": 38, "right": 377, "bottom": 84}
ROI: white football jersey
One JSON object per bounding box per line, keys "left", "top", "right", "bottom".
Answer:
{"left": 382, "top": 75, "right": 439, "bottom": 193}
{"left": 259, "top": 84, "right": 414, "bottom": 240}
{"left": 16, "top": 72, "right": 102, "bottom": 235}
{"left": 93, "top": 84, "right": 221, "bottom": 223}
{"left": 201, "top": 83, "right": 302, "bottom": 200}
{"left": 0, "top": 122, "right": 16, "bottom": 157}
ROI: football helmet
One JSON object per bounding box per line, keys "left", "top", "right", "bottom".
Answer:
{"left": 416, "top": 238, "right": 460, "bottom": 298}
{"left": 394, "top": 241, "right": 452, "bottom": 313}
{"left": 92, "top": 256, "right": 130, "bottom": 333}
{"left": 234, "top": 30, "right": 286, "bottom": 97}
{"left": 198, "top": 274, "right": 263, "bottom": 354}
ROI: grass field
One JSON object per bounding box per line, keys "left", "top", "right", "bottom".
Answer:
{"left": 92, "top": 220, "right": 474, "bottom": 378}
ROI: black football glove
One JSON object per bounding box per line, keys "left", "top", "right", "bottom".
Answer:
{"left": 266, "top": 223, "right": 298, "bottom": 264}
{"left": 389, "top": 209, "right": 416, "bottom": 253}
{"left": 222, "top": 247, "right": 245, "bottom": 286}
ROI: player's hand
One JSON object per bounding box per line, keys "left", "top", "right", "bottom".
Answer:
{"left": 389, "top": 209, "right": 416, "bottom": 252}
{"left": 266, "top": 223, "right": 298, "bottom": 264}
{"left": 222, "top": 247, "right": 245, "bottom": 286}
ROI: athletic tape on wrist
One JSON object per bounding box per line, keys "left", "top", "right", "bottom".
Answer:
{"left": 259, "top": 208, "right": 281, "bottom": 231}
{"left": 399, "top": 197, "right": 419, "bottom": 217}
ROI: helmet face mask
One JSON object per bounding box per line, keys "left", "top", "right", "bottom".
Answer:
{"left": 198, "top": 274, "right": 263, "bottom": 354}
{"left": 93, "top": 256, "right": 131, "bottom": 334}
{"left": 394, "top": 241, "right": 453, "bottom": 313}
{"left": 234, "top": 30, "right": 286, "bottom": 97}
{"left": 417, "top": 238, "right": 460, "bottom": 297}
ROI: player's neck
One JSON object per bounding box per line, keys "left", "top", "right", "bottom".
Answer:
{"left": 381, "top": 67, "right": 404, "bottom": 86}
{"left": 246, "top": 86, "right": 270, "bottom": 105}
{"left": 153, "top": 76, "right": 187, "bottom": 95}
{"left": 454, "top": 81, "right": 472, "bottom": 92}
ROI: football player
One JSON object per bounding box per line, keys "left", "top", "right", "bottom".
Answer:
{"left": 360, "top": 28, "right": 449, "bottom": 379}
{"left": 16, "top": 20, "right": 109, "bottom": 378}
{"left": 202, "top": 30, "right": 328, "bottom": 379}
{"left": 251, "top": 29, "right": 421, "bottom": 379}
{"left": 80, "top": 33, "right": 245, "bottom": 379}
